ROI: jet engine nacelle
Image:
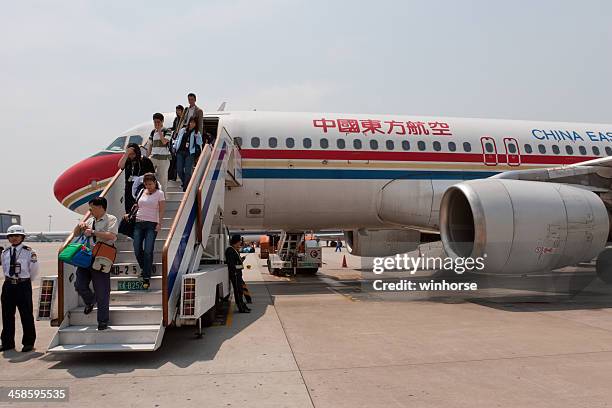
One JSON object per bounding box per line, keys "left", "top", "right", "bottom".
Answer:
{"left": 439, "top": 179, "right": 609, "bottom": 274}
{"left": 344, "top": 229, "right": 421, "bottom": 257}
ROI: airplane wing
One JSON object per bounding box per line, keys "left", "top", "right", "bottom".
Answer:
{"left": 492, "top": 156, "right": 612, "bottom": 196}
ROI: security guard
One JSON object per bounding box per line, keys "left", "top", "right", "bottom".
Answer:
{"left": 225, "top": 235, "right": 250, "bottom": 313}
{"left": 1, "top": 225, "right": 38, "bottom": 352}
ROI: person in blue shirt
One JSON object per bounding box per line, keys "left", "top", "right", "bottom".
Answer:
{"left": 173, "top": 117, "right": 203, "bottom": 191}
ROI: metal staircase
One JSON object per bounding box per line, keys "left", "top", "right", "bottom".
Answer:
{"left": 277, "top": 232, "right": 304, "bottom": 261}
{"left": 47, "top": 122, "right": 241, "bottom": 352}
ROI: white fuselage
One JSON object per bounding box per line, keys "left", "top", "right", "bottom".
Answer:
{"left": 219, "top": 111, "right": 612, "bottom": 232}
{"left": 63, "top": 111, "right": 612, "bottom": 233}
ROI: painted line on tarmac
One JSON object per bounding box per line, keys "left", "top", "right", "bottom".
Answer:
{"left": 225, "top": 304, "right": 233, "bottom": 327}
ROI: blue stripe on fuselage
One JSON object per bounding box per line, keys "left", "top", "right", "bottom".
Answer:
{"left": 68, "top": 190, "right": 103, "bottom": 211}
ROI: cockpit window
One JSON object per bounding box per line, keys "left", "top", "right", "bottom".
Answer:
{"left": 106, "top": 136, "right": 127, "bottom": 151}
{"left": 128, "top": 135, "right": 143, "bottom": 146}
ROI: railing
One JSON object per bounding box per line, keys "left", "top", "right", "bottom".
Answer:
{"left": 196, "top": 131, "right": 231, "bottom": 243}
{"left": 56, "top": 168, "right": 125, "bottom": 324}
{"left": 161, "top": 144, "right": 214, "bottom": 326}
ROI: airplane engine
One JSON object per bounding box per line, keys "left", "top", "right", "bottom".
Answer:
{"left": 439, "top": 179, "right": 609, "bottom": 274}
{"left": 344, "top": 229, "right": 421, "bottom": 257}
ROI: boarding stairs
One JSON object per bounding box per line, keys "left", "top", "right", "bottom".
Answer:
{"left": 46, "top": 124, "right": 241, "bottom": 352}
{"left": 277, "top": 232, "right": 304, "bottom": 261}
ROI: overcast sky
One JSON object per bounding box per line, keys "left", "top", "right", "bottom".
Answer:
{"left": 1, "top": 0, "right": 612, "bottom": 231}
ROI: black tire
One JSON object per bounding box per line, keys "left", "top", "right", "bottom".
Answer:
{"left": 596, "top": 248, "right": 612, "bottom": 284}
{"left": 267, "top": 259, "right": 277, "bottom": 275}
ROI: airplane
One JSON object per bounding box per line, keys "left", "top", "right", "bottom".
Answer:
{"left": 24, "top": 231, "right": 71, "bottom": 242}
{"left": 53, "top": 110, "right": 612, "bottom": 282}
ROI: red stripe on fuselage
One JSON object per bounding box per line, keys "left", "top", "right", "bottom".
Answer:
{"left": 239, "top": 149, "right": 596, "bottom": 165}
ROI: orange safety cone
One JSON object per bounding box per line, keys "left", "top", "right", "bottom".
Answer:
{"left": 342, "top": 255, "right": 347, "bottom": 268}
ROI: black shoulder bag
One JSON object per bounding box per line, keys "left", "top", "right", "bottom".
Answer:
{"left": 118, "top": 189, "right": 145, "bottom": 238}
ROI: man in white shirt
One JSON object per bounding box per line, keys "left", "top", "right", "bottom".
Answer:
{"left": 72, "top": 197, "right": 118, "bottom": 331}
{"left": 147, "top": 112, "right": 172, "bottom": 193}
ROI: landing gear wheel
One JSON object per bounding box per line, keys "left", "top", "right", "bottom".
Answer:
{"left": 596, "top": 248, "right": 612, "bottom": 284}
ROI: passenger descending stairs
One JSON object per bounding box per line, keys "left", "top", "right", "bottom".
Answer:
{"left": 47, "top": 180, "right": 185, "bottom": 352}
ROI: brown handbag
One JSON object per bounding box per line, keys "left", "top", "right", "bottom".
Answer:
{"left": 91, "top": 242, "right": 117, "bottom": 273}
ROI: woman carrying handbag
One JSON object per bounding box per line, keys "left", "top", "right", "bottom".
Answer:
{"left": 131, "top": 173, "right": 165, "bottom": 289}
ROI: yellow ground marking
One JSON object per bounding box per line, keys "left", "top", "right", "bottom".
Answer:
{"left": 225, "top": 303, "right": 233, "bottom": 327}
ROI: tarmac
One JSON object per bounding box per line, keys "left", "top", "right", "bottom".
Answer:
{"left": 3, "top": 243, "right": 612, "bottom": 407}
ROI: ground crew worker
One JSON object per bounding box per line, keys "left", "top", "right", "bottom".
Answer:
{"left": 225, "top": 235, "right": 250, "bottom": 313}
{"left": 1, "top": 225, "right": 37, "bottom": 352}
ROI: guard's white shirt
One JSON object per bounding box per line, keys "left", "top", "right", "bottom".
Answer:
{"left": 1, "top": 243, "right": 39, "bottom": 280}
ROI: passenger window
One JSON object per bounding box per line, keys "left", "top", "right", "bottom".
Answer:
{"left": 386, "top": 140, "right": 394, "bottom": 150}
{"left": 286, "top": 138, "right": 295, "bottom": 148}
{"left": 234, "top": 137, "right": 243, "bottom": 148}
{"left": 105, "top": 136, "right": 127, "bottom": 152}
{"left": 552, "top": 145, "right": 560, "bottom": 154}
{"left": 402, "top": 140, "right": 410, "bottom": 150}
{"left": 565, "top": 145, "right": 574, "bottom": 155}
{"left": 303, "top": 138, "right": 312, "bottom": 148}
{"left": 579, "top": 146, "right": 587, "bottom": 155}
{"left": 370, "top": 140, "right": 378, "bottom": 150}
{"left": 606, "top": 146, "right": 612, "bottom": 156}
{"left": 268, "top": 137, "right": 278, "bottom": 148}
{"left": 337, "top": 139, "right": 346, "bottom": 149}
{"left": 593, "top": 146, "right": 601, "bottom": 156}
{"left": 128, "top": 135, "right": 143, "bottom": 146}
{"left": 508, "top": 144, "right": 517, "bottom": 154}
{"left": 251, "top": 137, "right": 260, "bottom": 148}
{"left": 463, "top": 142, "right": 472, "bottom": 152}
{"left": 433, "top": 141, "right": 441, "bottom": 152}
{"left": 448, "top": 141, "right": 456, "bottom": 152}
{"left": 538, "top": 144, "right": 546, "bottom": 154}
{"left": 353, "top": 139, "right": 362, "bottom": 149}
{"left": 320, "top": 138, "right": 329, "bottom": 149}
{"left": 524, "top": 144, "right": 532, "bottom": 154}
{"left": 485, "top": 143, "right": 494, "bottom": 153}
{"left": 417, "top": 141, "right": 426, "bottom": 151}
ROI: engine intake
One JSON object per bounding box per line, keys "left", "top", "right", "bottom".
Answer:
{"left": 439, "top": 179, "right": 609, "bottom": 274}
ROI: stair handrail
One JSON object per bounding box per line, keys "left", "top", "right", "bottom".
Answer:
{"left": 161, "top": 144, "right": 213, "bottom": 326}
{"left": 56, "top": 168, "right": 124, "bottom": 324}
{"left": 196, "top": 129, "right": 233, "bottom": 243}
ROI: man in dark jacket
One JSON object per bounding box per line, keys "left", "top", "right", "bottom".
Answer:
{"left": 225, "top": 235, "right": 250, "bottom": 313}
{"left": 184, "top": 93, "right": 204, "bottom": 134}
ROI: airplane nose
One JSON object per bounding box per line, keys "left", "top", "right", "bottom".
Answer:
{"left": 54, "top": 153, "right": 122, "bottom": 211}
